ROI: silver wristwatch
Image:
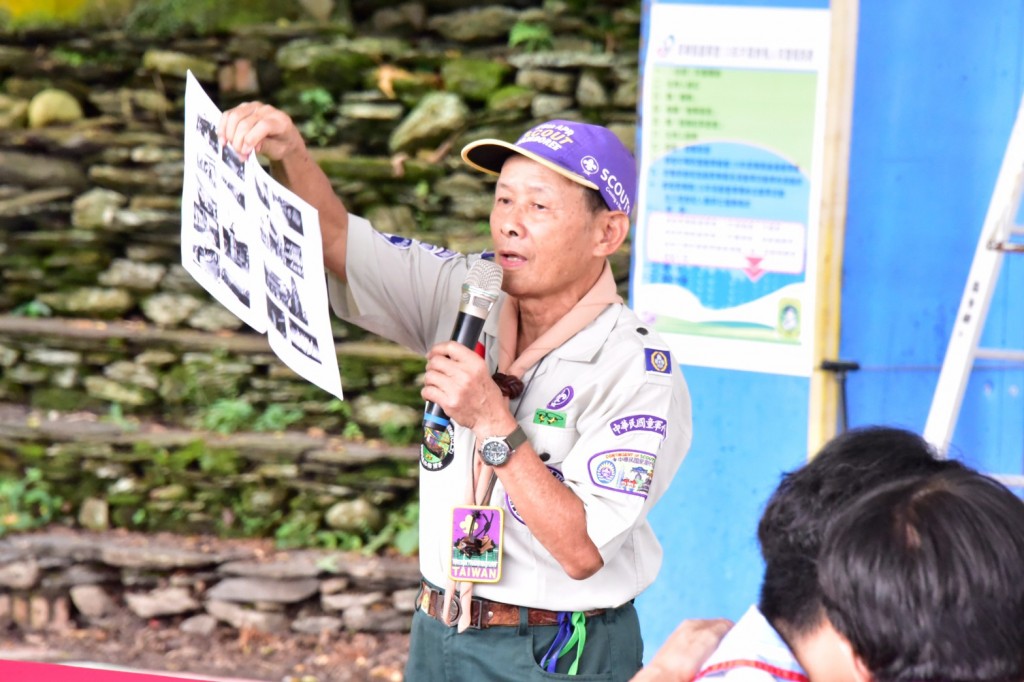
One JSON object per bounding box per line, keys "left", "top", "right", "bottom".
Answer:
{"left": 479, "top": 425, "right": 528, "bottom": 467}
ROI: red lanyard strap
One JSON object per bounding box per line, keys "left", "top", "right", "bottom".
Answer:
{"left": 694, "top": 659, "right": 810, "bottom": 682}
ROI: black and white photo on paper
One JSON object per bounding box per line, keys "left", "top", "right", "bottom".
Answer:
{"left": 193, "top": 201, "right": 215, "bottom": 232}
{"left": 195, "top": 180, "right": 217, "bottom": 223}
{"left": 266, "top": 296, "right": 287, "bottom": 336}
{"left": 221, "top": 223, "right": 250, "bottom": 270}
{"left": 192, "top": 244, "right": 219, "bottom": 278}
{"left": 260, "top": 217, "right": 283, "bottom": 258}
{"left": 264, "top": 265, "right": 285, "bottom": 303}
{"left": 224, "top": 176, "right": 245, "bottom": 210}
{"left": 219, "top": 261, "right": 250, "bottom": 308}
{"left": 221, "top": 143, "right": 245, "bottom": 180}
{"left": 289, "top": 318, "right": 321, "bottom": 363}
{"left": 277, "top": 196, "right": 303, "bottom": 235}
{"left": 285, "top": 275, "right": 307, "bottom": 325}
{"left": 282, "top": 235, "right": 304, "bottom": 277}
{"left": 198, "top": 155, "right": 216, "bottom": 182}
{"left": 195, "top": 114, "right": 218, "bottom": 153}
{"left": 255, "top": 176, "right": 270, "bottom": 210}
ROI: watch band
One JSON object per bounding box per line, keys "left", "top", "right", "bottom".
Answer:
{"left": 504, "top": 424, "right": 528, "bottom": 452}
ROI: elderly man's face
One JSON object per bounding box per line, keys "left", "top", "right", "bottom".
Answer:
{"left": 490, "top": 155, "right": 607, "bottom": 310}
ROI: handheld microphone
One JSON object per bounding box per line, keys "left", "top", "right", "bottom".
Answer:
{"left": 421, "top": 259, "right": 503, "bottom": 464}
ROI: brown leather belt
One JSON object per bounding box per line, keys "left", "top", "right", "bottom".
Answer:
{"left": 417, "top": 581, "right": 606, "bottom": 629}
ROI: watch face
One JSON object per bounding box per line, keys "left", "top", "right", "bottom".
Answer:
{"left": 481, "top": 440, "right": 510, "bottom": 466}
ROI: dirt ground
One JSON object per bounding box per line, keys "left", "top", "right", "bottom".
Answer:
{"left": 4, "top": 615, "right": 410, "bottom": 681}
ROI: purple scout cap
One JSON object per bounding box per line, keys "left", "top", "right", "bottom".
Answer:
{"left": 461, "top": 120, "right": 637, "bottom": 216}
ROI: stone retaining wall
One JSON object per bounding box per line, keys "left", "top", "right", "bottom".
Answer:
{"left": 0, "top": 1, "right": 639, "bottom": 547}
{"left": 0, "top": 529, "right": 421, "bottom": 636}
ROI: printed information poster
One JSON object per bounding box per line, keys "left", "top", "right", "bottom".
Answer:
{"left": 633, "top": 0, "right": 831, "bottom": 376}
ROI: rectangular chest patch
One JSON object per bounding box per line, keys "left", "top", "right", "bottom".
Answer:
{"left": 450, "top": 505, "right": 503, "bottom": 583}
{"left": 533, "top": 409, "right": 567, "bottom": 428}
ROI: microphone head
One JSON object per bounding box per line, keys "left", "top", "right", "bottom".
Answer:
{"left": 460, "top": 259, "right": 503, "bottom": 318}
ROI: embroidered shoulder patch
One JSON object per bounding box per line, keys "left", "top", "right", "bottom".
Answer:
{"left": 588, "top": 449, "right": 656, "bottom": 498}
{"left": 418, "top": 242, "right": 458, "bottom": 260}
{"left": 375, "top": 232, "right": 414, "bottom": 249}
{"left": 644, "top": 348, "right": 672, "bottom": 375}
{"left": 609, "top": 414, "right": 667, "bottom": 438}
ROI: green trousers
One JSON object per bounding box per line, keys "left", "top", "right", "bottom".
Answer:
{"left": 404, "top": 598, "right": 644, "bottom": 681}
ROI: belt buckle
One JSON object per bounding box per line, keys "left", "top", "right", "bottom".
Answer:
{"left": 467, "top": 597, "right": 488, "bottom": 629}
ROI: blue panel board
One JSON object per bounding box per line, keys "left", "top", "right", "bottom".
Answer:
{"left": 636, "top": 366, "right": 808, "bottom": 660}
{"left": 637, "top": 0, "right": 1024, "bottom": 666}
{"left": 634, "top": 0, "right": 820, "bottom": 662}
{"left": 841, "top": 1, "right": 1024, "bottom": 475}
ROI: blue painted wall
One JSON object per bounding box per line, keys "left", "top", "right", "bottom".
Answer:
{"left": 842, "top": 3, "right": 1024, "bottom": 474}
{"left": 637, "top": 0, "right": 1024, "bottom": 661}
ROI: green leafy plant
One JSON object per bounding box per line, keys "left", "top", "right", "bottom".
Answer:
{"left": 50, "top": 47, "right": 85, "bottom": 67}
{"left": 342, "top": 422, "right": 364, "bottom": 440}
{"left": 298, "top": 87, "right": 338, "bottom": 147}
{"left": 202, "top": 398, "right": 256, "bottom": 434}
{"left": 0, "top": 468, "right": 65, "bottom": 536}
{"left": 254, "top": 404, "right": 305, "bottom": 432}
{"left": 326, "top": 399, "right": 352, "bottom": 418}
{"left": 10, "top": 300, "right": 52, "bottom": 318}
{"left": 101, "top": 402, "right": 139, "bottom": 431}
{"left": 364, "top": 501, "right": 419, "bottom": 556}
{"left": 380, "top": 421, "right": 417, "bottom": 445}
{"left": 509, "top": 21, "right": 554, "bottom": 53}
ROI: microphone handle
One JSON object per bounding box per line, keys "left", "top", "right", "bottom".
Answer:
{"left": 423, "top": 310, "right": 486, "bottom": 429}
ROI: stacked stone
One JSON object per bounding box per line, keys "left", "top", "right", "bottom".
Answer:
{"left": 0, "top": 1, "right": 639, "bottom": 423}
{"left": 0, "top": 529, "right": 421, "bottom": 635}
{"left": 0, "top": 1, "right": 641, "bottom": 545}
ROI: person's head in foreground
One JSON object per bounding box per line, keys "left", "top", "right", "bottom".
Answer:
{"left": 756, "top": 427, "right": 965, "bottom": 680}
{"left": 462, "top": 119, "right": 635, "bottom": 309}
{"left": 818, "top": 467, "right": 1024, "bottom": 682}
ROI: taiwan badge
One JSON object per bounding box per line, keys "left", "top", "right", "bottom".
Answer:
{"left": 450, "top": 505, "right": 504, "bottom": 583}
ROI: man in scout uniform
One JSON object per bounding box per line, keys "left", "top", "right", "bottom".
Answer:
{"left": 219, "top": 107, "right": 692, "bottom": 679}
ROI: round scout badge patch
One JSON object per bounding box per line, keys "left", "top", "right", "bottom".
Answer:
{"left": 421, "top": 423, "right": 455, "bottom": 471}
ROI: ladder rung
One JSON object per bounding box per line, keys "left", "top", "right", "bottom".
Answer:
{"left": 992, "top": 474, "right": 1024, "bottom": 489}
{"left": 976, "top": 348, "right": 1024, "bottom": 362}
{"left": 995, "top": 242, "right": 1024, "bottom": 253}
{"left": 987, "top": 239, "right": 1024, "bottom": 253}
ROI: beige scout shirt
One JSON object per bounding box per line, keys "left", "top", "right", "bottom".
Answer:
{"left": 328, "top": 216, "right": 692, "bottom": 611}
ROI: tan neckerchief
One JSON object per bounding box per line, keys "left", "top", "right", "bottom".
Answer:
{"left": 443, "top": 261, "right": 622, "bottom": 632}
